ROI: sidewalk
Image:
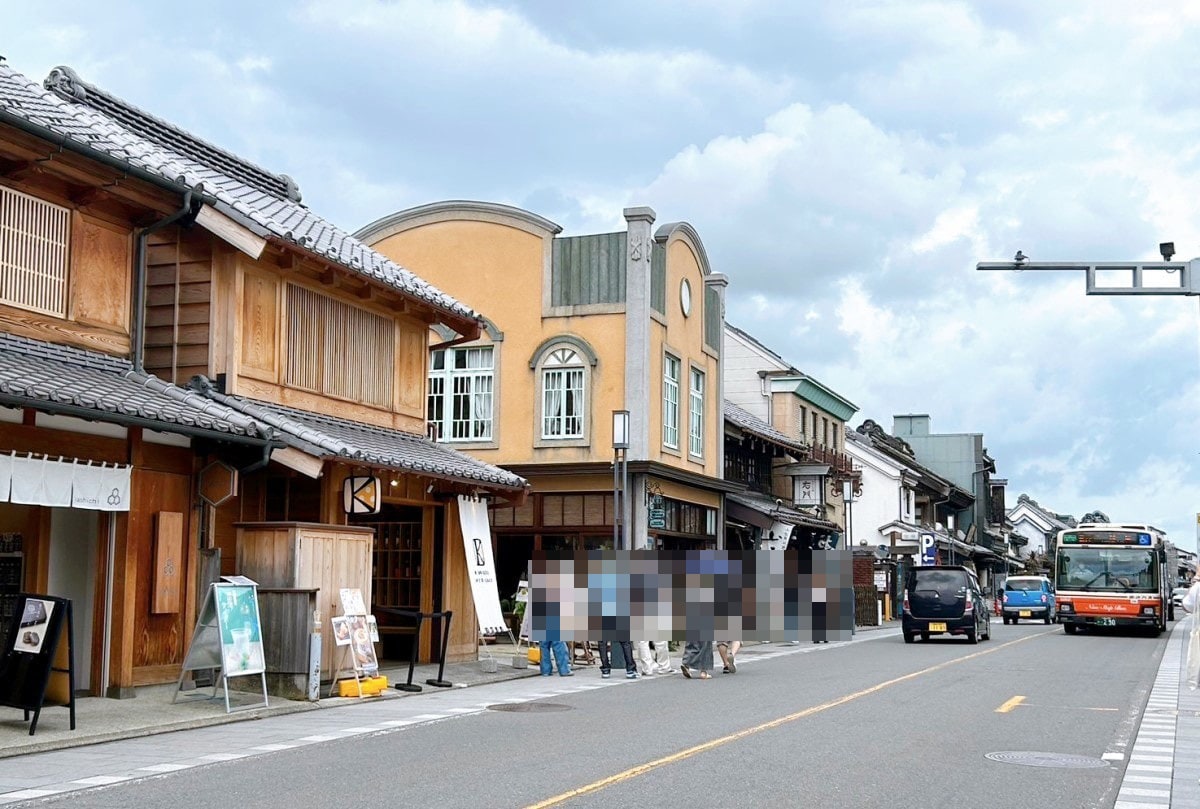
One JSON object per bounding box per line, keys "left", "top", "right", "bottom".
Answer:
{"left": 0, "top": 641, "right": 541, "bottom": 760}
{"left": 1114, "top": 616, "right": 1198, "bottom": 808}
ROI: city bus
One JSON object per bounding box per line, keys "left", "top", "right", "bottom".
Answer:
{"left": 1054, "top": 523, "right": 1172, "bottom": 635}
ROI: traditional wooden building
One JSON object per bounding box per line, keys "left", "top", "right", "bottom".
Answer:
{"left": 0, "top": 62, "right": 525, "bottom": 696}
{"left": 722, "top": 322, "right": 859, "bottom": 539}
{"left": 355, "top": 202, "right": 738, "bottom": 600}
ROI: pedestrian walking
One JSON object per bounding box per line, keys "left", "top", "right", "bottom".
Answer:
{"left": 717, "top": 640, "right": 741, "bottom": 674}
{"left": 680, "top": 640, "right": 713, "bottom": 679}
{"left": 597, "top": 639, "right": 637, "bottom": 679}
{"left": 538, "top": 639, "right": 573, "bottom": 677}
{"left": 649, "top": 640, "right": 674, "bottom": 674}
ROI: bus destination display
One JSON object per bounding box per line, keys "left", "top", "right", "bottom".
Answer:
{"left": 1060, "top": 530, "right": 1152, "bottom": 546}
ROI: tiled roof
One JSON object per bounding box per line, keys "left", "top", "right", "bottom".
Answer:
{"left": 188, "top": 380, "right": 526, "bottom": 491}
{"left": 727, "top": 491, "right": 838, "bottom": 531}
{"left": 0, "top": 333, "right": 267, "bottom": 439}
{"left": 0, "top": 63, "right": 478, "bottom": 326}
{"left": 723, "top": 400, "right": 808, "bottom": 455}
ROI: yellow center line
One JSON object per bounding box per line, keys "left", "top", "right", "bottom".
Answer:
{"left": 996, "top": 695, "right": 1026, "bottom": 713}
{"left": 524, "top": 630, "right": 1054, "bottom": 809}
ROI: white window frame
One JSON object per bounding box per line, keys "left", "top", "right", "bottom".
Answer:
{"left": 688, "top": 366, "right": 704, "bottom": 459}
{"left": 428, "top": 345, "right": 495, "bottom": 443}
{"left": 0, "top": 184, "right": 70, "bottom": 318}
{"left": 663, "top": 353, "right": 680, "bottom": 450}
{"left": 541, "top": 348, "right": 585, "bottom": 440}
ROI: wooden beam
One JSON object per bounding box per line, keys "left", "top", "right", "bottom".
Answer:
{"left": 70, "top": 185, "right": 110, "bottom": 208}
{"left": 319, "top": 266, "right": 337, "bottom": 287}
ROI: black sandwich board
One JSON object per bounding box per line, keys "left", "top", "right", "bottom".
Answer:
{"left": 0, "top": 593, "right": 75, "bottom": 735}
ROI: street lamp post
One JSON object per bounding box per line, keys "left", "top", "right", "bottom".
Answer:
{"left": 612, "top": 410, "right": 630, "bottom": 550}
{"left": 842, "top": 480, "right": 857, "bottom": 632}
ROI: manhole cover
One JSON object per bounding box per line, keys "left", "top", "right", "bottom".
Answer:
{"left": 985, "top": 751, "right": 1108, "bottom": 769}
{"left": 487, "top": 702, "right": 573, "bottom": 713}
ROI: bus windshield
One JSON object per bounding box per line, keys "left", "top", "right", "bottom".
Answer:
{"left": 1056, "top": 547, "right": 1159, "bottom": 593}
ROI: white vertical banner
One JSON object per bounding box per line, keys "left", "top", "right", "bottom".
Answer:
{"left": 457, "top": 495, "right": 508, "bottom": 636}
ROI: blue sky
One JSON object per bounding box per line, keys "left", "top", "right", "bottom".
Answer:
{"left": 6, "top": 0, "right": 1200, "bottom": 549}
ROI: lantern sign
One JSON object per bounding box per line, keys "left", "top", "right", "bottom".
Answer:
{"left": 342, "top": 476, "right": 382, "bottom": 515}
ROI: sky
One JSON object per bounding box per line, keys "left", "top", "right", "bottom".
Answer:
{"left": 5, "top": 0, "right": 1200, "bottom": 549}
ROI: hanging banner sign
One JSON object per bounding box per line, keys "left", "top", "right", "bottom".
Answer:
{"left": 343, "top": 476, "right": 382, "bottom": 515}
{"left": 457, "top": 495, "right": 508, "bottom": 636}
{"left": 0, "top": 454, "right": 130, "bottom": 512}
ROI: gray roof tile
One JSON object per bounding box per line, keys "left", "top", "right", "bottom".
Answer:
{"left": 0, "top": 333, "right": 266, "bottom": 439}
{"left": 0, "top": 64, "right": 479, "bottom": 326}
{"left": 724, "top": 400, "right": 808, "bottom": 456}
{"left": 188, "top": 381, "right": 526, "bottom": 491}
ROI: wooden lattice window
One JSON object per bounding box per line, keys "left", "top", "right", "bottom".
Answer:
{"left": 285, "top": 284, "right": 395, "bottom": 407}
{"left": 0, "top": 185, "right": 70, "bottom": 318}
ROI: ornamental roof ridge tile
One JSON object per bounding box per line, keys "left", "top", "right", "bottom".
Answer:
{"left": 0, "top": 63, "right": 480, "bottom": 327}
{"left": 43, "top": 66, "right": 300, "bottom": 203}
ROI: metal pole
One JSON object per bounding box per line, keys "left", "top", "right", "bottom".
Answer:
{"left": 621, "top": 454, "right": 631, "bottom": 550}
{"left": 613, "top": 455, "right": 620, "bottom": 550}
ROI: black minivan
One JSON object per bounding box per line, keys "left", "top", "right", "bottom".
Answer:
{"left": 902, "top": 565, "right": 991, "bottom": 644}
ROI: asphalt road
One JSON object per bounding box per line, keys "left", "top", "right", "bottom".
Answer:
{"left": 27, "top": 621, "right": 1166, "bottom": 809}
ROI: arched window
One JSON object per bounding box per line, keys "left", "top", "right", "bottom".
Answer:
{"left": 530, "top": 336, "right": 596, "bottom": 448}
{"left": 541, "top": 347, "right": 585, "bottom": 439}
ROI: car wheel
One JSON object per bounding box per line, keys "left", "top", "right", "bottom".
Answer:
{"left": 1044, "top": 614, "right": 1051, "bottom": 625}
{"left": 967, "top": 625, "right": 978, "bottom": 644}
{"left": 982, "top": 621, "right": 990, "bottom": 641}
{"left": 903, "top": 632, "right": 914, "bottom": 644}
{"left": 920, "top": 632, "right": 930, "bottom": 642}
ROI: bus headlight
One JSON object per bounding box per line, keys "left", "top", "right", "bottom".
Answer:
{"left": 1141, "top": 606, "right": 1156, "bottom": 616}
{"left": 1058, "top": 603, "right": 1073, "bottom": 613}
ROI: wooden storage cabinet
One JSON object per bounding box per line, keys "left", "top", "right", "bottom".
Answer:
{"left": 372, "top": 521, "right": 422, "bottom": 613}
{"left": 235, "top": 522, "right": 374, "bottom": 681}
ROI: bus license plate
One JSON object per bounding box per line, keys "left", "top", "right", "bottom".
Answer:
{"left": 929, "top": 623, "right": 947, "bottom": 632}
{"left": 1019, "top": 610, "right": 1031, "bottom": 618}
{"left": 1096, "top": 617, "right": 1116, "bottom": 627}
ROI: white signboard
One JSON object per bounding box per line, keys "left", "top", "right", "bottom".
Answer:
{"left": 794, "top": 476, "right": 822, "bottom": 506}
{"left": 458, "top": 495, "right": 508, "bottom": 636}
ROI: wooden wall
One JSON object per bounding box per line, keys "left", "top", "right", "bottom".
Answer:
{"left": 112, "top": 463, "right": 196, "bottom": 689}
{"left": 144, "top": 226, "right": 213, "bottom": 384}
{"left": 236, "top": 522, "right": 373, "bottom": 680}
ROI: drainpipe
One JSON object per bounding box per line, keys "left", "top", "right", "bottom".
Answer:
{"left": 132, "top": 188, "right": 198, "bottom": 373}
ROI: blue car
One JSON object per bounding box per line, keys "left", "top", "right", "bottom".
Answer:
{"left": 1002, "top": 575, "right": 1055, "bottom": 624}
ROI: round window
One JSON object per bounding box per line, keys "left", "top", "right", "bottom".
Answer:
{"left": 680, "top": 278, "right": 692, "bottom": 316}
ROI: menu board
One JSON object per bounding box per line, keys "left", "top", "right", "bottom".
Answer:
{"left": 215, "top": 584, "right": 265, "bottom": 676}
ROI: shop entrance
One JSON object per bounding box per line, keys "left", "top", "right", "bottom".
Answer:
{"left": 0, "top": 504, "right": 101, "bottom": 693}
